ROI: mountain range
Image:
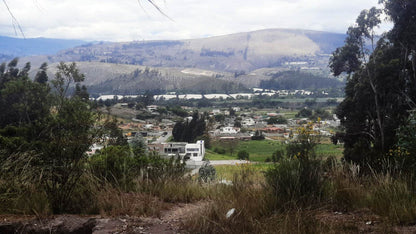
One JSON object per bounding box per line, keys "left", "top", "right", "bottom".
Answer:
{"left": 0, "top": 36, "right": 87, "bottom": 58}
{"left": 1, "top": 29, "right": 347, "bottom": 94}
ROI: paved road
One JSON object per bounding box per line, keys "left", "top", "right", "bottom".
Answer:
{"left": 209, "top": 160, "right": 250, "bottom": 165}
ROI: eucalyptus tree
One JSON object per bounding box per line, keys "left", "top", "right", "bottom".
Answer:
{"left": 332, "top": 2, "right": 416, "bottom": 168}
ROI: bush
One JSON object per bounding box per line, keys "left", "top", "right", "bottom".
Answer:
{"left": 272, "top": 149, "right": 284, "bottom": 162}
{"left": 89, "top": 145, "right": 137, "bottom": 191}
{"left": 296, "top": 108, "right": 312, "bottom": 118}
{"left": 265, "top": 157, "right": 328, "bottom": 209}
{"left": 145, "top": 153, "right": 186, "bottom": 183}
{"left": 214, "top": 147, "right": 226, "bottom": 154}
{"left": 237, "top": 150, "right": 249, "bottom": 160}
{"left": 198, "top": 162, "right": 216, "bottom": 182}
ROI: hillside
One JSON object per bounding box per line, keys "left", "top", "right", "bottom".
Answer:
{"left": 17, "top": 28, "right": 347, "bottom": 94}
{"left": 38, "top": 28, "right": 345, "bottom": 73}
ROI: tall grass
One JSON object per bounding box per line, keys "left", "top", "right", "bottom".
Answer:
{"left": 368, "top": 174, "right": 416, "bottom": 225}
{"left": 184, "top": 164, "right": 272, "bottom": 233}
{"left": 265, "top": 157, "right": 329, "bottom": 210}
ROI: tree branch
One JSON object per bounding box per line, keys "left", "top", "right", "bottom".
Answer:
{"left": 2, "top": 0, "right": 25, "bottom": 38}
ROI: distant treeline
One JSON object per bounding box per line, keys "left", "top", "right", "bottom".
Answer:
{"left": 260, "top": 71, "right": 344, "bottom": 90}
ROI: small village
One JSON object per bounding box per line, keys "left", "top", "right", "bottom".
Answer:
{"left": 92, "top": 92, "right": 342, "bottom": 170}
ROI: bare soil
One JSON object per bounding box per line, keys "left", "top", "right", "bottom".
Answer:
{"left": 0, "top": 201, "right": 208, "bottom": 234}
{"left": 2, "top": 204, "right": 416, "bottom": 233}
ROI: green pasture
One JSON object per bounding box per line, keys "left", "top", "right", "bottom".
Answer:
{"left": 206, "top": 139, "right": 343, "bottom": 162}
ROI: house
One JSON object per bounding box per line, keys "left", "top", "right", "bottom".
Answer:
{"left": 212, "top": 109, "right": 221, "bottom": 115}
{"left": 262, "top": 127, "right": 285, "bottom": 134}
{"left": 147, "top": 105, "right": 159, "bottom": 112}
{"left": 232, "top": 107, "right": 241, "bottom": 112}
{"left": 220, "top": 126, "right": 239, "bottom": 134}
{"left": 242, "top": 118, "right": 255, "bottom": 127}
{"left": 149, "top": 140, "right": 205, "bottom": 164}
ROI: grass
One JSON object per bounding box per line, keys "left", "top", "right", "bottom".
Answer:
{"left": 205, "top": 149, "right": 236, "bottom": 160}
{"left": 214, "top": 163, "right": 272, "bottom": 181}
{"left": 4, "top": 150, "right": 416, "bottom": 232}
{"left": 316, "top": 143, "right": 344, "bottom": 159}
{"left": 237, "top": 140, "right": 284, "bottom": 162}
{"left": 206, "top": 140, "right": 343, "bottom": 162}
{"left": 184, "top": 157, "right": 416, "bottom": 233}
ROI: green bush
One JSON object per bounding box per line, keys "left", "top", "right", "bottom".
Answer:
{"left": 265, "top": 158, "right": 328, "bottom": 209}
{"left": 198, "top": 162, "right": 216, "bottom": 182}
{"left": 89, "top": 145, "right": 137, "bottom": 191}
{"left": 237, "top": 150, "right": 249, "bottom": 160}
{"left": 272, "top": 149, "right": 284, "bottom": 162}
{"left": 145, "top": 153, "right": 186, "bottom": 183}
{"left": 214, "top": 147, "right": 226, "bottom": 154}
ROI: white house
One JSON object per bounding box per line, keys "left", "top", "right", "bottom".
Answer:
{"left": 147, "top": 105, "right": 159, "bottom": 112}
{"left": 158, "top": 140, "right": 205, "bottom": 163}
{"left": 232, "top": 107, "right": 241, "bottom": 112}
{"left": 220, "top": 126, "right": 239, "bottom": 134}
{"left": 242, "top": 118, "right": 255, "bottom": 127}
{"left": 212, "top": 109, "right": 221, "bottom": 115}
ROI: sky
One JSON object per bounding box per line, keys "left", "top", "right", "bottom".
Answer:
{"left": 0, "top": 0, "right": 390, "bottom": 42}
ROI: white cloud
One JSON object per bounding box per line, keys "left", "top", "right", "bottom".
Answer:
{"left": 0, "top": 0, "right": 387, "bottom": 41}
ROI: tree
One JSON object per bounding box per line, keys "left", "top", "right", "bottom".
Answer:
{"left": 0, "top": 60, "right": 98, "bottom": 213}
{"left": 296, "top": 108, "right": 312, "bottom": 118}
{"left": 267, "top": 116, "right": 288, "bottom": 125}
{"left": 39, "top": 63, "right": 95, "bottom": 213}
{"left": 331, "top": 3, "right": 416, "bottom": 168}
{"left": 34, "top": 62, "right": 48, "bottom": 84}
{"left": 172, "top": 111, "right": 206, "bottom": 143}
{"left": 251, "top": 130, "right": 265, "bottom": 140}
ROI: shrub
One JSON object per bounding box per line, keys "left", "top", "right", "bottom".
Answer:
{"left": 89, "top": 145, "right": 137, "bottom": 191}
{"left": 198, "top": 162, "right": 216, "bottom": 182}
{"left": 286, "top": 122, "right": 320, "bottom": 159}
{"left": 237, "top": 150, "right": 249, "bottom": 160}
{"left": 145, "top": 153, "right": 186, "bottom": 183}
{"left": 272, "top": 149, "right": 284, "bottom": 162}
{"left": 265, "top": 157, "right": 328, "bottom": 209}
{"left": 214, "top": 147, "right": 226, "bottom": 154}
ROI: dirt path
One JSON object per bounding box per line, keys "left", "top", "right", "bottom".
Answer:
{"left": 121, "top": 202, "right": 208, "bottom": 234}
{"left": 0, "top": 201, "right": 208, "bottom": 234}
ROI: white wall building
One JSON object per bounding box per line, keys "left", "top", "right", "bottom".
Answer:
{"left": 160, "top": 140, "right": 205, "bottom": 163}
{"left": 220, "top": 126, "right": 239, "bottom": 134}
{"left": 242, "top": 118, "right": 255, "bottom": 127}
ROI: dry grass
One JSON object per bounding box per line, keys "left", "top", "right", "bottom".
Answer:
{"left": 96, "top": 186, "right": 170, "bottom": 217}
